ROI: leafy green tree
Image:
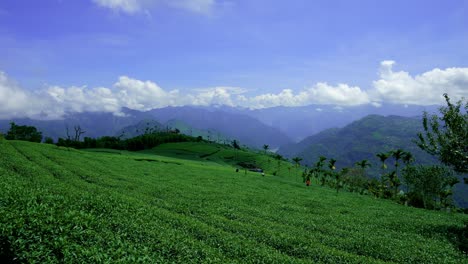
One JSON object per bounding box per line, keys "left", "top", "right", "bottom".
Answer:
{"left": 416, "top": 93, "right": 467, "bottom": 173}
{"left": 403, "top": 165, "right": 458, "bottom": 209}
{"left": 5, "top": 122, "right": 42, "bottom": 143}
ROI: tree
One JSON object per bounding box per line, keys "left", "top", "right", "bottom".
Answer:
{"left": 328, "top": 158, "right": 337, "bottom": 170}
{"left": 73, "top": 125, "right": 86, "bottom": 142}
{"left": 403, "top": 165, "right": 458, "bottom": 209}
{"left": 402, "top": 151, "right": 414, "bottom": 166}
{"left": 292, "top": 157, "right": 302, "bottom": 167}
{"left": 292, "top": 157, "right": 303, "bottom": 181}
{"left": 274, "top": 154, "right": 283, "bottom": 175}
{"left": 5, "top": 122, "right": 42, "bottom": 143}
{"left": 315, "top": 156, "right": 327, "bottom": 185}
{"left": 391, "top": 149, "right": 405, "bottom": 176}
{"left": 355, "top": 159, "right": 371, "bottom": 170}
{"left": 376, "top": 152, "right": 391, "bottom": 170}
{"left": 44, "top": 137, "right": 54, "bottom": 144}
{"left": 263, "top": 144, "right": 269, "bottom": 154}
{"left": 416, "top": 93, "right": 467, "bottom": 173}
{"left": 232, "top": 140, "right": 241, "bottom": 149}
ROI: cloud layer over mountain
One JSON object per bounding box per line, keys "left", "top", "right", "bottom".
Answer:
{"left": 1, "top": 61, "right": 467, "bottom": 119}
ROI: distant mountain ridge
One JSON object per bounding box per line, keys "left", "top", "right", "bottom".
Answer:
{"left": 0, "top": 106, "right": 292, "bottom": 149}
{"left": 279, "top": 114, "right": 437, "bottom": 169}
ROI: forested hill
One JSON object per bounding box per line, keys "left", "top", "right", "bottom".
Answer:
{"left": 279, "top": 115, "right": 437, "bottom": 170}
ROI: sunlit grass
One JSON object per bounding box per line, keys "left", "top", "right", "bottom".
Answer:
{"left": 0, "top": 140, "right": 466, "bottom": 263}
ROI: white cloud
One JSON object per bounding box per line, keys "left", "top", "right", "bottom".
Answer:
{"left": 372, "top": 61, "right": 468, "bottom": 105}
{"left": 0, "top": 72, "right": 42, "bottom": 119}
{"left": 92, "top": 0, "right": 216, "bottom": 15}
{"left": 0, "top": 72, "right": 247, "bottom": 119}
{"left": 239, "top": 83, "right": 370, "bottom": 109}
{"left": 1, "top": 61, "right": 467, "bottom": 120}
{"left": 92, "top": 0, "right": 142, "bottom": 14}
{"left": 168, "top": 0, "right": 215, "bottom": 14}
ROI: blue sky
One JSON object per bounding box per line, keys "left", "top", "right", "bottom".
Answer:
{"left": 0, "top": 0, "right": 467, "bottom": 118}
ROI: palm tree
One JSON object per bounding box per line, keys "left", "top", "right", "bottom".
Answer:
{"left": 392, "top": 149, "right": 405, "bottom": 174}
{"left": 314, "top": 156, "right": 327, "bottom": 185}
{"left": 402, "top": 151, "right": 414, "bottom": 166}
{"left": 355, "top": 159, "right": 371, "bottom": 170}
{"left": 263, "top": 144, "right": 269, "bottom": 154}
{"left": 274, "top": 154, "right": 283, "bottom": 175}
{"left": 387, "top": 171, "right": 400, "bottom": 198}
{"left": 376, "top": 152, "right": 391, "bottom": 170}
{"left": 376, "top": 152, "right": 391, "bottom": 197}
{"left": 292, "top": 157, "right": 303, "bottom": 181}
{"left": 328, "top": 158, "right": 337, "bottom": 170}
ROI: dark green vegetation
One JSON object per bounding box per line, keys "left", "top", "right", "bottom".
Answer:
{"left": 416, "top": 94, "right": 468, "bottom": 173}
{"left": 56, "top": 131, "right": 198, "bottom": 151}
{"left": 403, "top": 165, "right": 459, "bottom": 209}
{"left": 1, "top": 139, "right": 467, "bottom": 263}
{"left": 4, "top": 122, "right": 42, "bottom": 143}
{"left": 279, "top": 114, "right": 468, "bottom": 208}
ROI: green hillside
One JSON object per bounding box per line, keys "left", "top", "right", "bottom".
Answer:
{"left": 1, "top": 139, "right": 467, "bottom": 263}
{"left": 144, "top": 142, "right": 297, "bottom": 177}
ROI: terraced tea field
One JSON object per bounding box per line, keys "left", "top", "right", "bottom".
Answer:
{"left": 0, "top": 139, "right": 467, "bottom": 263}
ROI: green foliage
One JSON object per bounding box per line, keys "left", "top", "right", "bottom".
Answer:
{"left": 44, "top": 137, "right": 54, "bottom": 144}
{"left": 56, "top": 132, "right": 196, "bottom": 151}
{"left": 416, "top": 93, "right": 468, "bottom": 173}
{"left": 402, "top": 165, "right": 459, "bottom": 209}
{"left": 232, "top": 140, "right": 241, "bottom": 149}
{"left": 5, "top": 122, "right": 42, "bottom": 143}
{"left": 1, "top": 140, "right": 467, "bottom": 262}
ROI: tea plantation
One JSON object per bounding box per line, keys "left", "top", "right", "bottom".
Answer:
{"left": 1, "top": 139, "right": 467, "bottom": 263}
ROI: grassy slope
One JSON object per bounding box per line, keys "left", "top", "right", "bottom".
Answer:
{"left": 0, "top": 140, "right": 467, "bottom": 263}
{"left": 143, "top": 142, "right": 300, "bottom": 177}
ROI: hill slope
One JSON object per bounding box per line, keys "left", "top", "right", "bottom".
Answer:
{"left": 0, "top": 139, "right": 467, "bottom": 263}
